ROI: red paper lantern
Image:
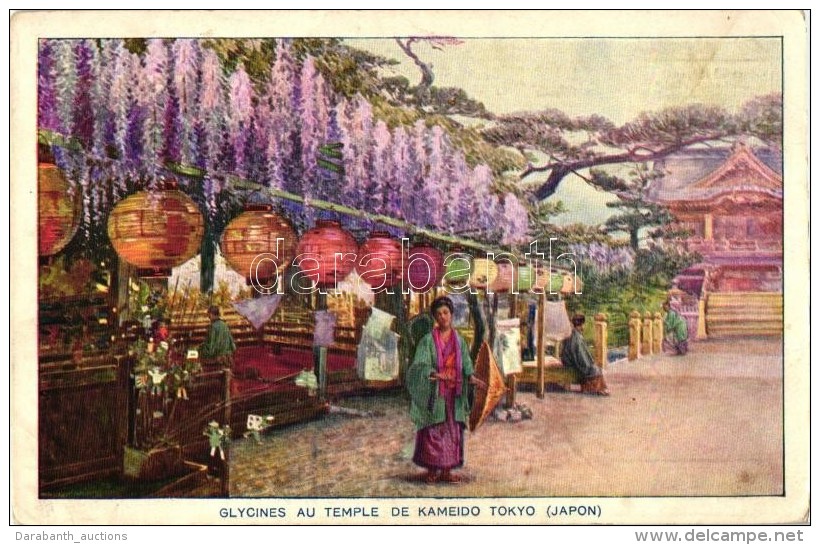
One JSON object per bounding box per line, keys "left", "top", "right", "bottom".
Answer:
{"left": 221, "top": 205, "right": 296, "bottom": 283}
{"left": 38, "top": 163, "right": 82, "bottom": 256}
{"left": 355, "top": 231, "right": 405, "bottom": 290}
{"left": 107, "top": 188, "right": 204, "bottom": 278}
{"left": 295, "top": 220, "right": 357, "bottom": 288}
{"left": 406, "top": 243, "right": 444, "bottom": 292}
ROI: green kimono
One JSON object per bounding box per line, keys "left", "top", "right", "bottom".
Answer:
{"left": 200, "top": 319, "right": 237, "bottom": 361}
{"left": 663, "top": 309, "right": 689, "bottom": 342}
{"left": 406, "top": 333, "right": 474, "bottom": 431}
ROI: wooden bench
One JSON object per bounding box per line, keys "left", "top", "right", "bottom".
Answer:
{"left": 517, "top": 356, "right": 583, "bottom": 391}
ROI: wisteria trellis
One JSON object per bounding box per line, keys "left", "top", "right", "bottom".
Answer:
{"left": 37, "top": 38, "right": 530, "bottom": 245}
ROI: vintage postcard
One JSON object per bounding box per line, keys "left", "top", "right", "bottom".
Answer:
{"left": 9, "top": 10, "right": 809, "bottom": 526}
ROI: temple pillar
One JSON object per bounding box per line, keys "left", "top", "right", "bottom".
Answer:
{"left": 697, "top": 298, "right": 708, "bottom": 339}
{"left": 704, "top": 213, "right": 714, "bottom": 240}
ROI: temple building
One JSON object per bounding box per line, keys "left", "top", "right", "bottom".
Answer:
{"left": 647, "top": 142, "right": 783, "bottom": 337}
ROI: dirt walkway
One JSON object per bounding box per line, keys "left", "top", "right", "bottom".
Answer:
{"left": 225, "top": 337, "right": 783, "bottom": 498}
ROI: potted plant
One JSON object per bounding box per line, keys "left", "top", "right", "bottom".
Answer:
{"left": 123, "top": 286, "right": 201, "bottom": 482}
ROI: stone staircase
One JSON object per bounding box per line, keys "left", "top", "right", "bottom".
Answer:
{"left": 705, "top": 292, "right": 783, "bottom": 336}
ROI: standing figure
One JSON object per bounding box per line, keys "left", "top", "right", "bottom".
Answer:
{"left": 662, "top": 301, "right": 689, "bottom": 355}
{"left": 199, "top": 306, "right": 236, "bottom": 367}
{"left": 561, "top": 314, "right": 610, "bottom": 396}
{"left": 406, "top": 296, "right": 486, "bottom": 484}
{"left": 204, "top": 421, "right": 230, "bottom": 460}
{"left": 147, "top": 366, "right": 167, "bottom": 396}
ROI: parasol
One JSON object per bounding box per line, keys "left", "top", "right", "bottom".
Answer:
{"left": 469, "top": 341, "right": 507, "bottom": 431}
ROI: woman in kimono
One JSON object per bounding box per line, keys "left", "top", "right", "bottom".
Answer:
{"left": 561, "top": 314, "right": 610, "bottom": 396}
{"left": 407, "top": 296, "right": 485, "bottom": 483}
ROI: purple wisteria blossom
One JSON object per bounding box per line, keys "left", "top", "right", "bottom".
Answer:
{"left": 35, "top": 38, "right": 529, "bottom": 246}
{"left": 37, "top": 39, "right": 60, "bottom": 133}
{"left": 569, "top": 242, "right": 635, "bottom": 275}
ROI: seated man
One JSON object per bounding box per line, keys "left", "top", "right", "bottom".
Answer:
{"left": 200, "top": 305, "right": 236, "bottom": 367}
{"left": 561, "top": 314, "right": 609, "bottom": 396}
{"left": 662, "top": 301, "right": 689, "bottom": 355}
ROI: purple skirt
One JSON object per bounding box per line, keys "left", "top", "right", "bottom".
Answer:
{"left": 412, "top": 387, "right": 464, "bottom": 471}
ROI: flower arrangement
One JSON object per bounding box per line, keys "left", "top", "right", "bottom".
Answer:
{"left": 126, "top": 281, "right": 201, "bottom": 450}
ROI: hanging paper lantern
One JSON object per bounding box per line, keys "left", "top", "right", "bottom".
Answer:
{"left": 107, "top": 186, "right": 204, "bottom": 278}
{"left": 488, "top": 262, "right": 516, "bottom": 293}
{"left": 531, "top": 264, "right": 565, "bottom": 293}
{"left": 295, "top": 220, "right": 357, "bottom": 288}
{"left": 469, "top": 258, "right": 499, "bottom": 289}
{"left": 221, "top": 204, "right": 296, "bottom": 284}
{"left": 38, "top": 163, "right": 82, "bottom": 256}
{"left": 560, "top": 272, "right": 583, "bottom": 294}
{"left": 516, "top": 263, "right": 536, "bottom": 292}
{"left": 406, "top": 243, "right": 444, "bottom": 292}
{"left": 355, "top": 231, "right": 404, "bottom": 290}
{"left": 443, "top": 249, "right": 472, "bottom": 285}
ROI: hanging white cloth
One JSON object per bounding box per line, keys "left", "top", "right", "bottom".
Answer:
{"left": 313, "top": 310, "right": 337, "bottom": 347}
{"left": 357, "top": 330, "right": 400, "bottom": 381}
{"left": 543, "top": 300, "right": 573, "bottom": 342}
{"left": 493, "top": 318, "right": 522, "bottom": 375}
{"left": 231, "top": 294, "right": 283, "bottom": 330}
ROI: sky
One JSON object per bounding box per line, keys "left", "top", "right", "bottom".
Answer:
{"left": 347, "top": 37, "right": 782, "bottom": 124}
{"left": 346, "top": 37, "right": 782, "bottom": 227}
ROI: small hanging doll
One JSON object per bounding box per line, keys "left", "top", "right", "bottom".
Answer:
{"left": 243, "top": 414, "right": 274, "bottom": 444}
{"left": 147, "top": 366, "right": 167, "bottom": 396}
{"left": 172, "top": 366, "right": 190, "bottom": 400}
{"left": 204, "top": 421, "right": 231, "bottom": 460}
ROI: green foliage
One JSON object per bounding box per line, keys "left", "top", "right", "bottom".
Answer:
{"left": 484, "top": 96, "right": 782, "bottom": 199}
{"left": 204, "top": 38, "right": 398, "bottom": 98}
{"left": 128, "top": 337, "right": 170, "bottom": 373}
{"left": 587, "top": 164, "right": 675, "bottom": 250}
{"left": 449, "top": 126, "right": 526, "bottom": 176}
{"left": 39, "top": 257, "right": 100, "bottom": 299}
{"left": 737, "top": 93, "right": 783, "bottom": 146}
{"left": 565, "top": 240, "right": 699, "bottom": 347}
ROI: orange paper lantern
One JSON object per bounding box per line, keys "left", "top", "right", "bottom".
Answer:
{"left": 107, "top": 188, "right": 204, "bottom": 277}
{"left": 38, "top": 163, "right": 81, "bottom": 256}
{"left": 221, "top": 205, "right": 296, "bottom": 283}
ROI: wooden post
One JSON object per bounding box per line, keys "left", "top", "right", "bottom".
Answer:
{"left": 505, "top": 293, "right": 518, "bottom": 409}
{"left": 652, "top": 312, "right": 663, "bottom": 354}
{"left": 593, "top": 313, "right": 608, "bottom": 368}
{"left": 315, "top": 292, "right": 328, "bottom": 401}
{"left": 535, "top": 293, "right": 546, "bottom": 399}
{"left": 221, "top": 369, "right": 231, "bottom": 497}
{"left": 642, "top": 311, "right": 653, "bottom": 356}
{"left": 223, "top": 369, "right": 232, "bottom": 433}
{"left": 628, "top": 310, "right": 641, "bottom": 361}
{"left": 697, "top": 298, "right": 708, "bottom": 339}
